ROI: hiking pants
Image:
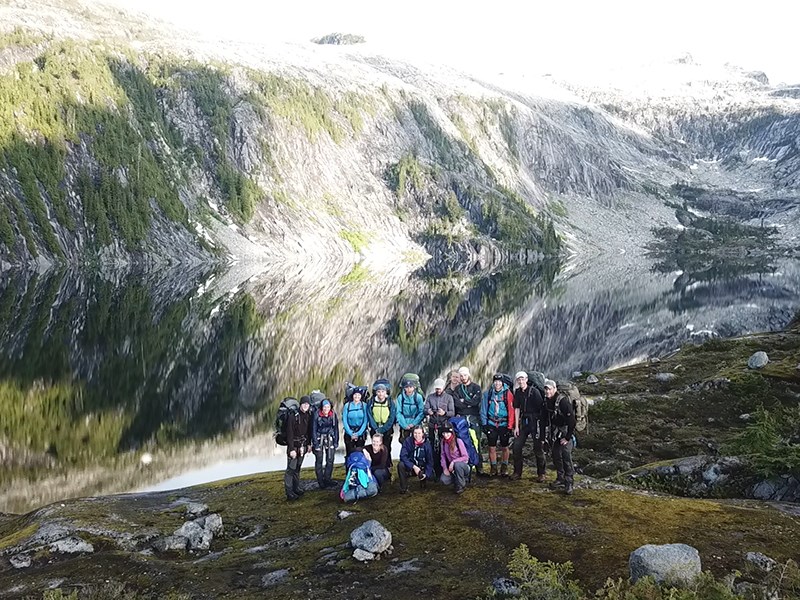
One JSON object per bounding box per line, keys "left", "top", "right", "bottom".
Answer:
{"left": 552, "top": 439, "right": 575, "bottom": 484}
{"left": 372, "top": 468, "right": 391, "bottom": 489}
{"left": 428, "top": 421, "right": 447, "bottom": 478}
{"left": 440, "top": 461, "right": 470, "bottom": 492}
{"left": 397, "top": 464, "right": 427, "bottom": 491}
{"left": 344, "top": 434, "right": 365, "bottom": 456}
{"left": 513, "top": 421, "right": 546, "bottom": 476}
{"left": 284, "top": 447, "right": 307, "bottom": 498}
{"left": 314, "top": 434, "right": 336, "bottom": 486}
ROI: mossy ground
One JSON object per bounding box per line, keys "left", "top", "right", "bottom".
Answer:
{"left": 2, "top": 466, "right": 800, "bottom": 599}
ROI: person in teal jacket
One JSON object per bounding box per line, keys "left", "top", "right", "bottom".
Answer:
{"left": 367, "top": 381, "right": 397, "bottom": 450}
{"left": 395, "top": 378, "right": 425, "bottom": 442}
{"left": 342, "top": 385, "right": 369, "bottom": 455}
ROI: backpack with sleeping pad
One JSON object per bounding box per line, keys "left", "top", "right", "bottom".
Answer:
{"left": 399, "top": 372, "right": 421, "bottom": 394}
{"left": 340, "top": 452, "right": 379, "bottom": 502}
{"left": 274, "top": 397, "right": 299, "bottom": 446}
{"left": 372, "top": 378, "right": 392, "bottom": 395}
{"left": 556, "top": 381, "right": 589, "bottom": 433}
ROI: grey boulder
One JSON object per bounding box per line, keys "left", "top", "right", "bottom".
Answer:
{"left": 153, "top": 535, "right": 189, "bottom": 552}
{"left": 747, "top": 351, "right": 769, "bottom": 369}
{"left": 49, "top": 536, "right": 94, "bottom": 554}
{"left": 199, "top": 513, "right": 223, "bottom": 536}
{"left": 350, "top": 520, "right": 392, "bottom": 555}
{"left": 629, "top": 543, "right": 701, "bottom": 586}
{"left": 352, "top": 548, "right": 376, "bottom": 562}
{"left": 9, "top": 554, "right": 31, "bottom": 569}
{"left": 746, "top": 551, "right": 777, "bottom": 573}
{"left": 654, "top": 372, "right": 676, "bottom": 383}
{"left": 586, "top": 374, "right": 599, "bottom": 384}
{"left": 261, "top": 569, "right": 290, "bottom": 587}
{"left": 174, "top": 521, "right": 212, "bottom": 550}
{"left": 184, "top": 502, "right": 209, "bottom": 518}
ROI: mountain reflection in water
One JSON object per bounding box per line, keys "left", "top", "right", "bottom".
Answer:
{"left": 1, "top": 255, "right": 799, "bottom": 513}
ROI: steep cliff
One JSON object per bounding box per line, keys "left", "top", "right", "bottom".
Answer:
{"left": 5, "top": 2, "right": 798, "bottom": 270}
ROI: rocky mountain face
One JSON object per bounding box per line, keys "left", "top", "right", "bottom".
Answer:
{"left": 2, "top": 1, "right": 797, "bottom": 272}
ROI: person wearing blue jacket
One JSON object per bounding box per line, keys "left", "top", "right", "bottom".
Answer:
{"left": 395, "top": 379, "right": 425, "bottom": 442}
{"left": 397, "top": 425, "right": 434, "bottom": 493}
{"left": 367, "top": 381, "right": 397, "bottom": 450}
{"left": 312, "top": 398, "right": 339, "bottom": 489}
{"left": 480, "top": 374, "right": 516, "bottom": 477}
{"left": 342, "top": 385, "right": 369, "bottom": 455}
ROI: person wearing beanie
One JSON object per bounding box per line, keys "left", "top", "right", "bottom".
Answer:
{"left": 440, "top": 425, "right": 471, "bottom": 494}
{"left": 342, "top": 385, "right": 369, "bottom": 455}
{"left": 425, "top": 377, "right": 454, "bottom": 479}
{"left": 284, "top": 395, "right": 313, "bottom": 501}
{"left": 367, "top": 380, "right": 397, "bottom": 450}
{"left": 544, "top": 379, "right": 576, "bottom": 495}
{"left": 452, "top": 366, "right": 484, "bottom": 475}
{"left": 397, "top": 425, "right": 434, "bottom": 492}
{"left": 512, "top": 370, "right": 549, "bottom": 482}
{"left": 312, "top": 397, "right": 339, "bottom": 489}
{"left": 480, "top": 374, "right": 516, "bottom": 476}
{"left": 396, "top": 378, "right": 425, "bottom": 442}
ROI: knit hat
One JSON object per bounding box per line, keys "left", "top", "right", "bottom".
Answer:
{"left": 458, "top": 366, "right": 470, "bottom": 377}
{"left": 492, "top": 373, "right": 504, "bottom": 382}
{"left": 321, "top": 399, "right": 331, "bottom": 407}
{"left": 374, "top": 382, "right": 388, "bottom": 391}
{"left": 299, "top": 395, "right": 311, "bottom": 406}
{"left": 401, "top": 379, "right": 416, "bottom": 389}
{"left": 514, "top": 371, "right": 528, "bottom": 380}
{"left": 441, "top": 424, "right": 453, "bottom": 434}
{"left": 544, "top": 379, "right": 557, "bottom": 389}
{"left": 433, "top": 378, "right": 446, "bottom": 389}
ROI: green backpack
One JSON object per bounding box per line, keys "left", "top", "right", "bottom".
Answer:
{"left": 557, "top": 381, "right": 588, "bottom": 433}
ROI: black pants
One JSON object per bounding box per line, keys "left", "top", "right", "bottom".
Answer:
{"left": 314, "top": 434, "right": 336, "bottom": 487}
{"left": 428, "top": 422, "right": 447, "bottom": 477}
{"left": 552, "top": 439, "right": 575, "bottom": 484}
{"left": 344, "top": 434, "right": 365, "bottom": 456}
{"left": 440, "top": 461, "right": 470, "bottom": 491}
{"left": 371, "top": 428, "right": 393, "bottom": 451}
{"left": 284, "top": 447, "right": 307, "bottom": 498}
{"left": 397, "top": 464, "right": 427, "bottom": 491}
{"left": 513, "top": 422, "right": 546, "bottom": 476}
{"left": 373, "top": 468, "right": 391, "bottom": 489}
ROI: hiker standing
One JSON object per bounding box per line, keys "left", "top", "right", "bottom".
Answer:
{"left": 445, "top": 369, "right": 461, "bottom": 397}
{"left": 397, "top": 425, "right": 434, "bottom": 493}
{"left": 367, "top": 380, "right": 397, "bottom": 450}
{"left": 312, "top": 398, "right": 339, "bottom": 489}
{"left": 439, "top": 424, "right": 471, "bottom": 494}
{"left": 452, "top": 366, "right": 484, "bottom": 475}
{"left": 425, "top": 378, "right": 454, "bottom": 479}
{"left": 342, "top": 385, "right": 369, "bottom": 455}
{"left": 511, "top": 371, "right": 549, "bottom": 482}
{"left": 363, "top": 432, "right": 392, "bottom": 489}
{"left": 544, "top": 379, "right": 576, "bottom": 495}
{"left": 396, "top": 378, "right": 425, "bottom": 442}
{"left": 284, "top": 396, "right": 313, "bottom": 501}
{"left": 480, "top": 373, "right": 515, "bottom": 477}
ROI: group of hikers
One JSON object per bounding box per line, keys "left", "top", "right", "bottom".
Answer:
{"left": 279, "top": 367, "right": 586, "bottom": 502}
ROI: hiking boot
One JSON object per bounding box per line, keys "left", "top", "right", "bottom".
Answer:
{"left": 500, "top": 464, "right": 508, "bottom": 477}
{"left": 565, "top": 483, "right": 574, "bottom": 495}
{"left": 286, "top": 493, "right": 300, "bottom": 502}
{"left": 509, "top": 473, "right": 522, "bottom": 481}
{"left": 293, "top": 488, "right": 305, "bottom": 497}
{"left": 399, "top": 488, "right": 408, "bottom": 494}
{"left": 536, "top": 474, "right": 547, "bottom": 483}
{"left": 549, "top": 479, "right": 565, "bottom": 490}
{"left": 477, "top": 469, "right": 490, "bottom": 478}
{"left": 490, "top": 464, "right": 498, "bottom": 477}
{"left": 455, "top": 487, "right": 465, "bottom": 495}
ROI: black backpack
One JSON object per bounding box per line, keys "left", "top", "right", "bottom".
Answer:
{"left": 274, "top": 397, "right": 299, "bottom": 446}
{"left": 309, "top": 390, "right": 326, "bottom": 410}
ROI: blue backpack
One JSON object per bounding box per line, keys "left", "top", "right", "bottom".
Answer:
{"left": 449, "top": 416, "right": 480, "bottom": 467}
{"left": 340, "top": 452, "right": 379, "bottom": 502}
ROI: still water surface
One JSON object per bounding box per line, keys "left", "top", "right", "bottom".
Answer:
{"left": 1, "top": 255, "right": 799, "bottom": 513}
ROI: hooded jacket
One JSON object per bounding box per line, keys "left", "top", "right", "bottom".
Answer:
{"left": 399, "top": 435, "right": 434, "bottom": 479}
{"left": 395, "top": 391, "right": 425, "bottom": 429}
{"left": 425, "top": 391, "right": 455, "bottom": 426}
{"left": 342, "top": 400, "right": 368, "bottom": 437}
{"left": 312, "top": 408, "right": 339, "bottom": 450}
{"left": 480, "top": 385, "right": 516, "bottom": 430}
{"left": 367, "top": 396, "right": 397, "bottom": 434}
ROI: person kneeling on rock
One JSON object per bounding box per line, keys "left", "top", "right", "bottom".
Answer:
{"left": 397, "top": 425, "right": 433, "bottom": 493}
{"left": 439, "top": 424, "right": 471, "bottom": 494}
{"left": 285, "top": 396, "right": 313, "bottom": 501}
{"left": 363, "top": 432, "right": 392, "bottom": 489}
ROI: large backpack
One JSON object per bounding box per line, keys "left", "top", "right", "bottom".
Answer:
{"left": 309, "top": 390, "right": 326, "bottom": 410}
{"left": 340, "top": 452, "right": 379, "bottom": 502}
{"left": 497, "top": 373, "right": 513, "bottom": 389}
{"left": 399, "top": 372, "right": 421, "bottom": 394}
{"left": 525, "top": 370, "right": 547, "bottom": 397}
{"left": 449, "top": 416, "right": 481, "bottom": 467}
{"left": 557, "top": 381, "right": 588, "bottom": 433}
{"left": 274, "top": 397, "right": 299, "bottom": 446}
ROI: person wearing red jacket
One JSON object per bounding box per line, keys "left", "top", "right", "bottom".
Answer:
{"left": 480, "top": 374, "right": 516, "bottom": 477}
